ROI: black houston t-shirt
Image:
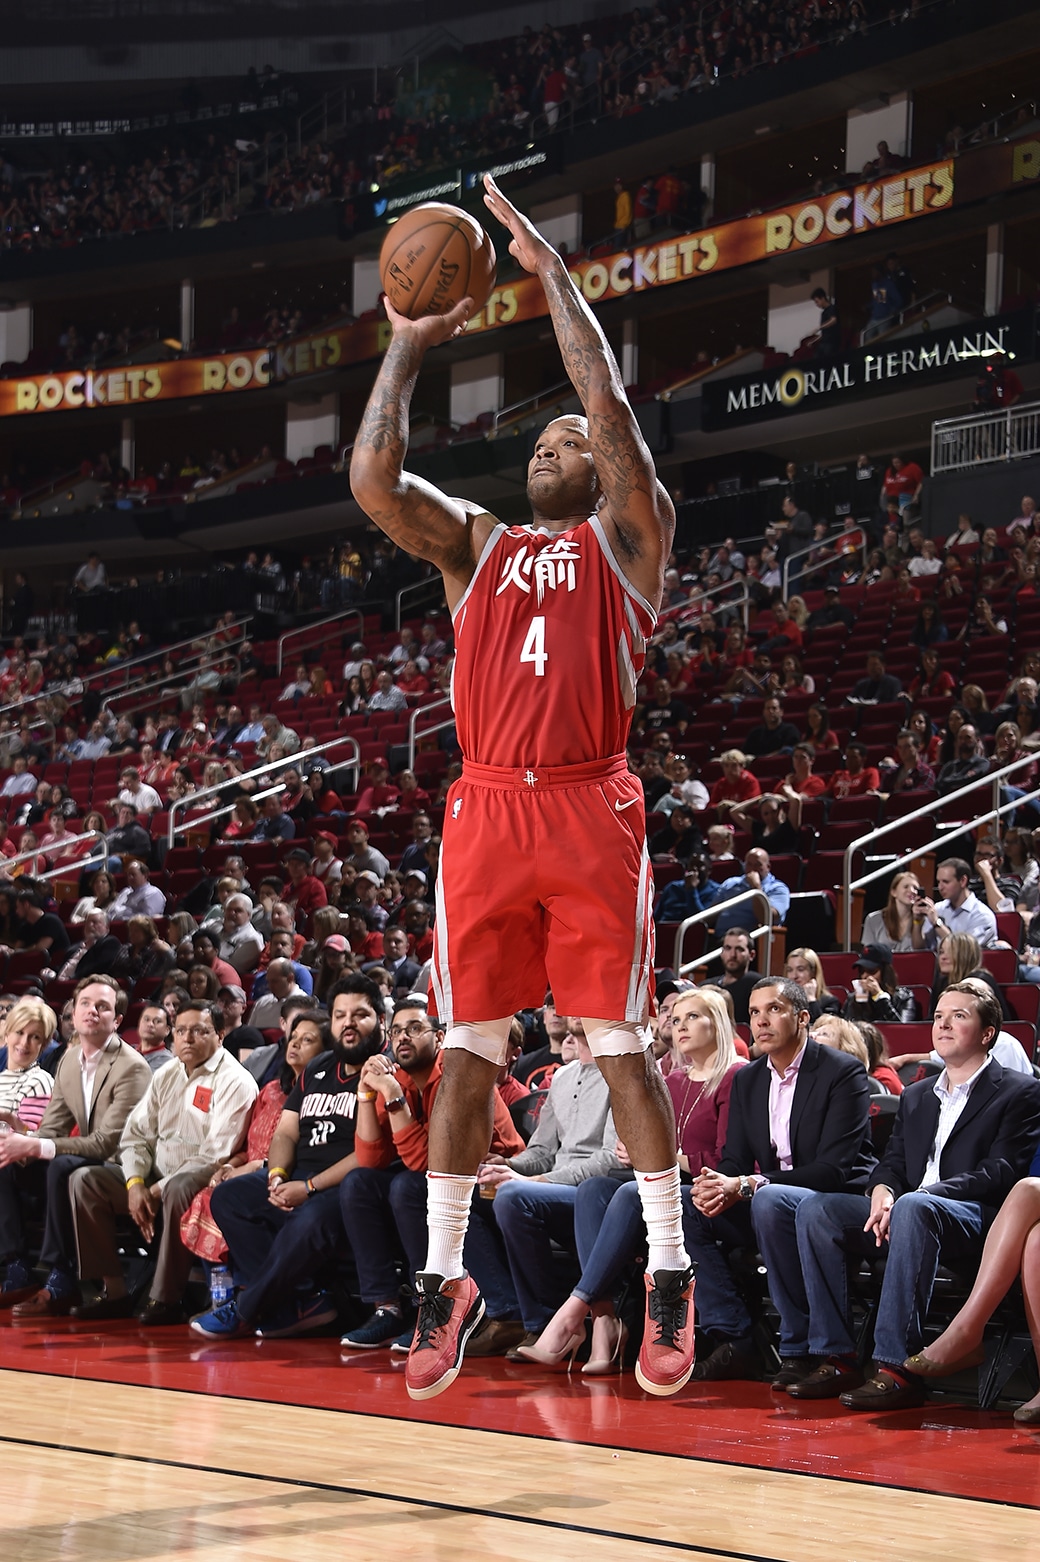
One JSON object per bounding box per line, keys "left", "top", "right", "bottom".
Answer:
{"left": 286, "top": 1050, "right": 360, "bottom": 1181}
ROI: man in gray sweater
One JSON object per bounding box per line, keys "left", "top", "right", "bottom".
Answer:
{"left": 467, "top": 1020, "right": 619, "bottom": 1352}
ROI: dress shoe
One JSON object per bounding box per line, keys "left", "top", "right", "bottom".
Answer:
{"left": 584, "top": 1316, "right": 629, "bottom": 1376}
{"left": 787, "top": 1359, "right": 865, "bottom": 1399}
{"left": 691, "top": 1334, "right": 757, "bottom": 1382}
{"left": 902, "top": 1345, "right": 986, "bottom": 1378}
{"left": 12, "top": 1287, "right": 77, "bottom": 1319}
{"left": 465, "top": 1318, "right": 529, "bottom": 1357}
{"left": 0, "top": 1284, "right": 43, "bottom": 1311}
{"left": 1013, "top": 1401, "right": 1040, "bottom": 1425}
{"left": 770, "top": 1356, "right": 815, "bottom": 1391}
{"left": 136, "top": 1299, "right": 187, "bottom": 1327}
{"left": 70, "top": 1294, "right": 135, "bottom": 1321}
{"left": 504, "top": 1331, "right": 542, "bottom": 1362}
{"left": 839, "top": 1369, "right": 927, "bottom": 1411}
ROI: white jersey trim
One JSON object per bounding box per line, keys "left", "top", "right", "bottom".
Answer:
{"left": 449, "top": 520, "right": 507, "bottom": 626}
{"left": 587, "top": 514, "right": 658, "bottom": 626}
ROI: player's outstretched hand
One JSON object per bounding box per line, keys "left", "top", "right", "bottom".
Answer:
{"left": 482, "top": 174, "right": 556, "bottom": 276}
{"left": 382, "top": 293, "right": 473, "bottom": 349}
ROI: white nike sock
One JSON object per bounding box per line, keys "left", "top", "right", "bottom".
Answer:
{"left": 635, "top": 1166, "right": 690, "bottom": 1274}
{"left": 423, "top": 1172, "right": 477, "bottom": 1281}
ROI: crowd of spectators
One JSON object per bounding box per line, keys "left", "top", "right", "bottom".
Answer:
{"left": 0, "top": 465, "right": 1039, "bottom": 1414}
{"left": 0, "top": 0, "right": 929, "bottom": 255}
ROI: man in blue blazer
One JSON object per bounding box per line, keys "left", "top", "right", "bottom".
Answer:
{"left": 782, "top": 978, "right": 1040, "bottom": 1408}
{"left": 686, "top": 976, "right": 876, "bottom": 1381}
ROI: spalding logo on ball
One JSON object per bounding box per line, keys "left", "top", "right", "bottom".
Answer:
{"left": 379, "top": 202, "right": 497, "bottom": 320}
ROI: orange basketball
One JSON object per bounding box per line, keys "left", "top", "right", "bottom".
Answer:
{"left": 379, "top": 202, "right": 497, "bottom": 321}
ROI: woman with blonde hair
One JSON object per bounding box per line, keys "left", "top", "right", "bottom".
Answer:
{"left": 516, "top": 986, "right": 746, "bottom": 1373}
{"left": 784, "top": 948, "right": 839, "bottom": 1015}
{"left": 0, "top": 996, "right": 57, "bottom": 1125}
{"left": 0, "top": 995, "right": 59, "bottom": 1300}
{"left": 809, "top": 1015, "right": 870, "bottom": 1070}
{"left": 860, "top": 870, "right": 921, "bottom": 952}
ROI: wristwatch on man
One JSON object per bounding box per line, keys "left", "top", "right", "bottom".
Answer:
{"left": 738, "top": 1174, "right": 755, "bottom": 1201}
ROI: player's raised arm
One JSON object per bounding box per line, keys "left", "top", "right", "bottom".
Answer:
{"left": 483, "top": 175, "right": 674, "bottom": 574}
{"left": 349, "top": 296, "right": 487, "bottom": 590}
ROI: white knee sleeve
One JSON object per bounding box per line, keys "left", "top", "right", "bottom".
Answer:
{"left": 442, "top": 1017, "right": 515, "bottom": 1067}
{"left": 582, "top": 1019, "right": 652, "bottom": 1057}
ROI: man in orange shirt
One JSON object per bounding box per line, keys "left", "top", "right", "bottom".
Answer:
{"left": 339, "top": 999, "right": 523, "bottom": 1352}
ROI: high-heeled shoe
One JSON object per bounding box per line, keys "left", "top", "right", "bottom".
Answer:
{"left": 1013, "top": 1401, "right": 1040, "bottom": 1425}
{"left": 513, "top": 1328, "right": 585, "bottom": 1370}
{"left": 582, "top": 1316, "right": 628, "bottom": 1376}
{"left": 902, "top": 1344, "right": 986, "bottom": 1378}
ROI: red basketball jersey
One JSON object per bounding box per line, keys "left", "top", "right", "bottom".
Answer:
{"left": 450, "top": 514, "right": 657, "bottom": 767}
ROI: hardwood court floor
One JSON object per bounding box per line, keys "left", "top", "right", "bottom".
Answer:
{"left": 2, "top": 1320, "right": 1038, "bottom": 1561}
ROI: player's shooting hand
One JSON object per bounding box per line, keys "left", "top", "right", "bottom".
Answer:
{"left": 482, "top": 175, "right": 556, "bottom": 275}
{"left": 382, "top": 293, "right": 473, "bottom": 349}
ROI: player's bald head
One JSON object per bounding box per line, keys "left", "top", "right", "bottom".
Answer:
{"left": 541, "top": 414, "right": 589, "bottom": 441}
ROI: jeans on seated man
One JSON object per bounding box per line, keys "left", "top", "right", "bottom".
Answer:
{"left": 774, "top": 979, "right": 1040, "bottom": 1408}
{"left": 191, "top": 976, "right": 385, "bottom": 1339}
{"left": 465, "top": 1021, "right": 621, "bottom": 1356}
{"left": 0, "top": 977, "right": 151, "bottom": 1316}
{"left": 339, "top": 1001, "right": 525, "bottom": 1353}
{"left": 684, "top": 977, "right": 875, "bottom": 1382}
{"left": 69, "top": 999, "right": 257, "bottom": 1325}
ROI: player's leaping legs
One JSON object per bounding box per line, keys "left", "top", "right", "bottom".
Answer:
{"left": 406, "top": 1024, "right": 694, "bottom": 1402}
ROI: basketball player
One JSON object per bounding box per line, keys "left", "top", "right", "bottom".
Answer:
{"left": 350, "top": 174, "right": 693, "bottom": 1401}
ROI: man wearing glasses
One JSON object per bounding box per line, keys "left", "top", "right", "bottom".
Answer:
{"left": 68, "top": 998, "right": 257, "bottom": 1325}
{"left": 340, "top": 998, "right": 524, "bottom": 1351}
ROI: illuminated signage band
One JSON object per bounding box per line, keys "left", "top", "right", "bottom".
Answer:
{"left": 700, "top": 314, "right": 1035, "bottom": 430}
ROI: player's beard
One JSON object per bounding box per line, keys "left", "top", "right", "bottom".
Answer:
{"left": 332, "top": 1032, "right": 383, "bottom": 1067}
{"left": 526, "top": 468, "right": 599, "bottom": 521}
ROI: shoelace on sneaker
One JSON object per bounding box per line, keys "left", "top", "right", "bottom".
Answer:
{"left": 413, "top": 1289, "right": 453, "bottom": 1351}
{"left": 647, "top": 1274, "right": 690, "bottom": 1351}
{"left": 211, "top": 1300, "right": 239, "bottom": 1327}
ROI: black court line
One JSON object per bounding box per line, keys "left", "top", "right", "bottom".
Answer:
{"left": 0, "top": 1430, "right": 784, "bottom": 1562}
{"left": 2, "top": 1358, "right": 1036, "bottom": 1515}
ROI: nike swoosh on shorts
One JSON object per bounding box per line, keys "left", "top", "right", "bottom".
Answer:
{"left": 615, "top": 798, "right": 639, "bottom": 812}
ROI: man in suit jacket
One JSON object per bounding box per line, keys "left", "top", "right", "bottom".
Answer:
{"left": 786, "top": 978, "right": 1040, "bottom": 1408}
{"left": 0, "top": 974, "right": 151, "bottom": 1315}
{"left": 363, "top": 927, "right": 421, "bottom": 998}
{"left": 685, "top": 977, "right": 875, "bottom": 1381}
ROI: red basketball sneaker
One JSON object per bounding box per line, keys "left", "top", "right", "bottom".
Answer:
{"left": 405, "top": 1270, "right": 485, "bottom": 1401}
{"left": 635, "top": 1266, "right": 696, "bottom": 1396}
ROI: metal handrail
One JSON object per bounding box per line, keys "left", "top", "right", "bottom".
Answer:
{"left": 679, "top": 926, "right": 774, "bottom": 981}
{"left": 101, "top": 656, "right": 241, "bottom": 718}
{"left": 276, "top": 608, "right": 364, "bottom": 675}
{"left": 841, "top": 754, "right": 1039, "bottom": 951}
{"left": 406, "top": 695, "right": 452, "bottom": 769}
{"left": 781, "top": 530, "right": 867, "bottom": 598}
{"left": 166, "top": 733, "right": 361, "bottom": 848}
{"left": 660, "top": 577, "right": 751, "bottom": 635}
{"left": 0, "top": 827, "right": 104, "bottom": 878}
{"left": 395, "top": 576, "right": 445, "bottom": 632}
{"left": 931, "top": 401, "right": 1040, "bottom": 475}
{"left": 41, "top": 850, "right": 106, "bottom": 884}
{"left": 0, "top": 614, "right": 253, "bottom": 722}
{"left": 674, "top": 889, "right": 776, "bottom": 977}
{"left": 859, "top": 288, "right": 953, "bottom": 347}
{"left": 168, "top": 783, "right": 285, "bottom": 842}
{"left": 490, "top": 379, "right": 575, "bottom": 436}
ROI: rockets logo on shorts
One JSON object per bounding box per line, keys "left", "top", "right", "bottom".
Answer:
{"left": 496, "top": 535, "right": 580, "bottom": 605}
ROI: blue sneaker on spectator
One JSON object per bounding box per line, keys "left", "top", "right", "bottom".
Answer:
{"left": 190, "top": 1299, "right": 251, "bottom": 1339}
{"left": 256, "top": 1291, "right": 338, "bottom": 1339}
{"left": 340, "top": 1306, "right": 405, "bottom": 1349}
{"left": 391, "top": 1325, "right": 416, "bottom": 1353}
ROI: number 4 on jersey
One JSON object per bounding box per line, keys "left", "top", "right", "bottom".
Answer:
{"left": 520, "top": 615, "right": 547, "bottom": 677}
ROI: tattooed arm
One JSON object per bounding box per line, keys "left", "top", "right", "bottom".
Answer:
{"left": 483, "top": 175, "right": 674, "bottom": 602}
{"left": 349, "top": 295, "right": 496, "bottom": 604}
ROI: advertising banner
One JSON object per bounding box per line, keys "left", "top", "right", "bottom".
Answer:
{"left": 700, "top": 310, "right": 1035, "bottom": 430}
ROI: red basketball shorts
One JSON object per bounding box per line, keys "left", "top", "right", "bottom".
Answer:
{"left": 430, "top": 754, "right": 654, "bottom": 1025}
